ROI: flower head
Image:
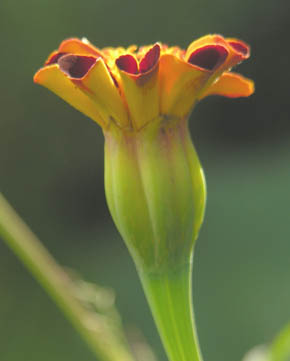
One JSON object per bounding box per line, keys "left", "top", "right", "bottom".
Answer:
{"left": 34, "top": 35, "right": 254, "bottom": 132}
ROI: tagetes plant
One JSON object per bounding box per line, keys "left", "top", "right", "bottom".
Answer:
{"left": 34, "top": 35, "right": 254, "bottom": 361}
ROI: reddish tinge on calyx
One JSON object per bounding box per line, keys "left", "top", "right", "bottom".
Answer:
{"left": 188, "top": 45, "right": 228, "bottom": 70}
{"left": 58, "top": 54, "right": 96, "bottom": 78}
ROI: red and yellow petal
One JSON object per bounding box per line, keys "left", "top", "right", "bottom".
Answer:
{"left": 116, "top": 54, "right": 139, "bottom": 74}
{"left": 187, "top": 44, "right": 229, "bottom": 71}
{"left": 199, "top": 72, "right": 255, "bottom": 99}
{"left": 226, "top": 38, "right": 250, "bottom": 58}
{"left": 34, "top": 64, "right": 105, "bottom": 127}
{"left": 186, "top": 34, "right": 250, "bottom": 73}
{"left": 58, "top": 56, "right": 129, "bottom": 128}
{"left": 185, "top": 34, "right": 227, "bottom": 60}
{"left": 116, "top": 44, "right": 161, "bottom": 129}
{"left": 183, "top": 35, "right": 252, "bottom": 104}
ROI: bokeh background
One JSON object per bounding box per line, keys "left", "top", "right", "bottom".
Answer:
{"left": 0, "top": 0, "right": 289, "bottom": 360}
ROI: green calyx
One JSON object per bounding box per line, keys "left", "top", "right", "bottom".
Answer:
{"left": 104, "top": 116, "right": 206, "bottom": 274}
{"left": 104, "top": 117, "right": 206, "bottom": 361}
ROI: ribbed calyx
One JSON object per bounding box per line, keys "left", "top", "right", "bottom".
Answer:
{"left": 104, "top": 116, "right": 206, "bottom": 274}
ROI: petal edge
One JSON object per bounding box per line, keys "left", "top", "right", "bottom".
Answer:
{"left": 199, "top": 72, "right": 255, "bottom": 99}
{"left": 34, "top": 65, "right": 105, "bottom": 127}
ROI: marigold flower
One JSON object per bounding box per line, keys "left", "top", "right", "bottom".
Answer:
{"left": 34, "top": 35, "right": 253, "bottom": 130}
{"left": 34, "top": 34, "right": 254, "bottom": 269}
{"left": 34, "top": 35, "right": 254, "bottom": 361}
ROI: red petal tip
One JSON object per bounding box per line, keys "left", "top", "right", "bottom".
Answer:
{"left": 116, "top": 54, "right": 138, "bottom": 74}
{"left": 139, "top": 44, "right": 160, "bottom": 73}
{"left": 188, "top": 45, "right": 228, "bottom": 70}
{"left": 228, "top": 41, "right": 250, "bottom": 57}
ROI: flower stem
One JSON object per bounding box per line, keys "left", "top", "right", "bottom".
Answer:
{"left": 0, "top": 192, "right": 135, "bottom": 361}
{"left": 139, "top": 256, "right": 202, "bottom": 361}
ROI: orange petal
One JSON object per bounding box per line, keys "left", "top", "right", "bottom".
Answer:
{"left": 199, "top": 72, "right": 255, "bottom": 99}
{"left": 158, "top": 53, "right": 211, "bottom": 118}
{"left": 116, "top": 44, "right": 160, "bottom": 129}
{"left": 33, "top": 64, "right": 105, "bottom": 127}
{"left": 58, "top": 38, "right": 103, "bottom": 57}
{"left": 59, "top": 56, "right": 129, "bottom": 128}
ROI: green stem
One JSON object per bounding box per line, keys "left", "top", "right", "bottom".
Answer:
{"left": 139, "top": 257, "right": 202, "bottom": 361}
{"left": 0, "top": 192, "right": 135, "bottom": 361}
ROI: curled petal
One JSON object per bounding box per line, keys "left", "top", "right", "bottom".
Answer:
{"left": 116, "top": 44, "right": 160, "bottom": 129}
{"left": 184, "top": 34, "right": 252, "bottom": 105}
{"left": 139, "top": 44, "right": 160, "bottom": 73}
{"left": 116, "top": 54, "right": 138, "bottom": 74}
{"left": 58, "top": 38, "right": 103, "bottom": 57}
{"left": 223, "top": 38, "right": 250, "bottom": 72}
{"left": 33, "top": 65, "right": 105, "bottom": 127}
{"left": 159, "top": 54, "right": 211, "bottom": 118}
{"left": 58, "top": 54, "right": 96, "bottom": 78}
{"left": 59, "top": 56, "right": 129, "bottom": 128}
{"left": 185, "top": 34, "right": 227, "bottom": 60}
{"left": 199, "top": 72, "right": 255, "bottom": 99}
{"left": 227, "top": 38, "right": 250, "bottom": 58}
{"left": 186, "top": 34, "right": 249, "bottom": 72}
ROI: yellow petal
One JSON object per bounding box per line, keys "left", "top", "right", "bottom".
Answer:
{"left": 65, "top": 57, "right": 129, "bottom": 128}
{"left": 34, "top": 64, "right": 105, "bottom": 127}
{"left": 199, "top": 72, "right": 255, "bottom": 99}
{"left": 158, "top": 54, "right": 210, "bottom": 118}
{"left": 117, "top": 68, "right": 159, "bottom": 129}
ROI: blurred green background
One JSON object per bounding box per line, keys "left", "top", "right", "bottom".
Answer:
{"left": 0, "top": 0, "right": 289, "bottom": 360}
